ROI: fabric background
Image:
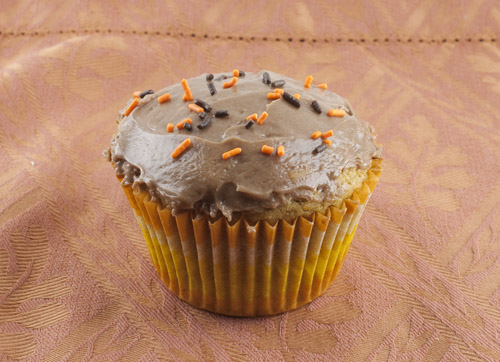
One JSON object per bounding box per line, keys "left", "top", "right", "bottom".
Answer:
{"left": 1, "top": 1, "right": 500, "bottom": 361}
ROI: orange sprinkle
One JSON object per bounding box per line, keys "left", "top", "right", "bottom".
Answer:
{"left": 322, "top": 129, "right": 333, "bottom": 139}
{"left": 133, "top": 91, "right": 141, "bottom": 98}
{"left": 304, "top": 75, "right": 313, "bottom": 88}
{"left": 124, "top": 98, "right": 139, "bottom": 116}
{"left": 318, "top": 83, "right": 328, "bottom": 90}
{"left": 171, "top": 138, "right": 191, "bottom": 158}
{"left": 182, "top": 94, "right": 188, "bottom": 102}
{"left": 158, "top": 93, "right": 171, "bottom": 104}
{"left": 166, "top": 123, "right": 174, "bottom": 132}
{"left": 223, "top": 76, "right": 238, "bottom": 89}
{"left": 256, "top": 111, "right": 268, "bottom": 125}
{"left": 328, "top": 109, "right": 346, "bottom": 117}
{"left": 294, "top": 93, "right": 301, "bottom": 100}
{"left": 181, "top": 79, "right": 193, "bottom": 101}
{"left": 323, "top": 139, "right": 332, "bottom": 146}
{"left": 261, "top": 145, "right": 274, "bottom": 155}
{"left": 274, "top": 88, "right": 284, "bottom": 95}
{"left": 267, "top": 92, "right": 281, "bottom": 99}
{"left": 277, "top": 145, "right": 285, "bottom": 157}
{"left": 246, "top": 113, "right": 258, "bottom": 121}
{"left": 233, "top": 69, "right": 239, "bottom": 77}
{"left": 311, "top": 131, "right": 322, "bottom": 139}
{"left": 222, "top": 147, "right": 242, "bottom": 160}
{"left": 188, "top": 103, "right": 204, "bottom": 113}
{"left": 176, "top": 118, "right": 192, "bottom": 129}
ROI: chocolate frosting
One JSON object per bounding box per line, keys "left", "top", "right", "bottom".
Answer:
{"left": 108, "top": 71, "right": 382, "bottom": 219}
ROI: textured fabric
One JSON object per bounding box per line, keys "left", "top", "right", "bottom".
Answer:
{"left": 1, "top": 1, "right": 500, "bottom": 360}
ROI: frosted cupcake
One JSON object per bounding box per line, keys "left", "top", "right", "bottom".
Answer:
{"left": 106, "top": 70, "right": 382, "bottom": 316}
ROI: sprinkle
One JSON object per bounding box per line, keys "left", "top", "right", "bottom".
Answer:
{"left": 124, "top": 98, "right": 139, "bottom": 116}
{"left": 274, "top": 88, "right": 284, "bottom": 95}
{"left": 214, "top": 110, "right": 229, "bottom": 118}
{"left": 246, "top": 113, "right": 258, "bottom": 121}
{"left": 140, "top": 89, "right": 154, "bottom": 98}
{"left": 197, "top": 114, "right": 212, "bottom": 129}
{"left": 195, "top": 98, "right": 212, "bottom": 112}
{"left": 311, "top": 131, "right": 322, "bottom": 139}
{"left": 183, "top": 122, "right": 192, "bottom": 131}
{"left": 304, "top": 75, "right": 313, "bottom": 88}
{"left": 262, "top": 72, "right": 271, "bottom": 85}
{"left": 133, "top": 91, "right": 141, "bottom": 98}
{"left": 294, "top": 93, "right": 301, "bottom": 100}
{"left": 166, "top": 123, "right": 174, "bottom": 132}
{"left": 245, "top": 120, "right": 254, "bottom": 129}
{"left": 181, "top": 79, "right": 194, "bottom": 101}
{"left": 239, "top": 71, "right": 245, "bottom": 77}
{"left": 323, "top": 139, "right": 332, "bottom": 146}
{"left": 282, "top": 92, "right": 301, "bottom": 108}
{"left": 223, "top": 76, "right": 238, "bottom": 88}
{"left": 222, "top": 147, "right": 242, "bottom": 160}
{"left": 171, "top": 138, "right": 191, "bottom": 158}
{"left": 176, "top": 118, "right": 192, "bottom": 129}
{"left": 267, "top": 92, "right": 281, "bottom": 99}
{"left": 158, "top": 93, "right": 171, "bottom": 104}
{"left": 215, "top": 74, "right": 228, "bottom": 81}
{"left": 207, "top": 82, "right": 217, "bottom": 96}
{"left": 188, "top": 103, "right": 204, "bottom": 113}
{"left": 311, "top": 100, "right": 322, "bottom": 114}
{"left": 233, "top": 69, "right": 239, "bottom": 77}
{"left": 318, "top": 83, "right": 328, "bottom": 90}
{"left": 199, "top": 111, "right": 207, "bottom": 120}
{"left": 182, "top": 94, "right": 188, "bottom": 101}
{"left": 321, "top": 129, "right": 333, "bottom": 139}
{"left": 271, "top": 80, "right": 286, "bottom": 88}
{"left": 261, "top": 145, "right": 274, "bottom": 155}
{"left": 206, "top": 73, "right": 214, "bottom": 81}
{"left": 327, "top": 109, "right": 346, "bottom": 117}
{"left": 277, "top": 145, "right": 285, "bottom": 157}
{"left": 313, "top": 143, "right": 327, "bottom": 154}
{"left": 256, "top": 111, "right": 268, "bottom": 125}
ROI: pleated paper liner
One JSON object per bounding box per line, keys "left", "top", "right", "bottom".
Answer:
{"left": 117, "top": 160, "right": 381, "bottom": 316}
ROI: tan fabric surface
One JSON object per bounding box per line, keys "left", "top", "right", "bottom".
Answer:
{"left": 1, "top": 1, "right": 500, "bottom": 361}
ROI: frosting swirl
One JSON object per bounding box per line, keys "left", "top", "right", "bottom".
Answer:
{"left": 108, "top": 71, "right": 382, "bottom": 219}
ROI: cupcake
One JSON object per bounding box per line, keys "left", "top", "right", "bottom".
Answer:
{"left": 106, "top": 70, "right": 382, "bottom": 316}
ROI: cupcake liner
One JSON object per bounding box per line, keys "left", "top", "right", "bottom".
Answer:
{"left": 118, "top": 160, "right": 381, "bottom": 316}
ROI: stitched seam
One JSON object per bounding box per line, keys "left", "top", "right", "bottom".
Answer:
{"left": 0, "top": 29, "right": 497, "bottom": 44}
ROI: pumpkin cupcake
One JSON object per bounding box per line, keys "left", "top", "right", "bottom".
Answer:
{"left": 105, "top": 70, "right": 382, "bottom": 316}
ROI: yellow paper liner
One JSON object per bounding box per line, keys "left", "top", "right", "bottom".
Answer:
{"left": 117, "top": 160, "right": 381, "bottom": 316}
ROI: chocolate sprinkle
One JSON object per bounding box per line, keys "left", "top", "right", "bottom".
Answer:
{"left": 215, "top": 74, "right": 228, "bottom": 81}
{"left": 207, "top": 82, "right": 217, "bottom": 96}
{"left": 311, "top": 100, "right": 322, "bottom": 114}
{"left": 139, "top": 89, "right": 154, "bottom": 98}
{"left": 197, "top": 115, "right": 212, "bottom": 129}
{"left": 262, "top": 72, "right": 271, "bottom": 85}
{"left": 282, "top": 92, "right": 301, "bottom": 108}
{"left": 183, "top": 122, "right": 193, "bottom": 131}
{"left": 214, "top": 110, "right": 229, "bottom": 118}
{"left": 245, "top": 120, "right": 254, "bottom": 129}
{"left": 271, "top": 80, "right": 286, "bottom": 88}
{"left": 195, "top": 98, "right": 212, "bottom": 112}
{"left": 313, "top": 143, "right": 328, "bottom": 154}
{"left": 206, "top": 73, "right": 214, "bottom": 81}
{"left": 198, "top": 112, "right": 207, "bottom": 120}
{"left": 238, "top": 70, "right": 245, "bottom": 77}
